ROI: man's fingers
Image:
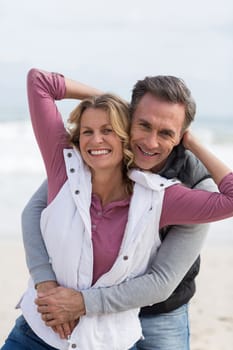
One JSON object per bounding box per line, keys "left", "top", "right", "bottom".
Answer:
{"left": 42, "top": 312, "right": 65, "bottom": 326}
{"left": 69, "top": 320, "right": 78, "bottom": 330}
{"left": 35, "top": 297, "right": 49, "bottom": 306}
{"left": 42, "top": 313, "right": 54, "bottom": 322}
{"left": 45, "top": 319, "right": 62, "bottom": 327}
{"left": 36, "top": 281, "right": 58, "bottom": 295}
{"left": 52, "top": 324, "right": 72, "bottom": 340}
{"left": 37, "top": 305, "right": 49, "bottom": 313}
{"left": 37, "top": 287, "right": 60, "bottom": 298}
{"left": 37, "top": 304, "right": 59, "bottom": 314}
{"left": 62, "top": 323, "right": 72, "bottom": 339}
{"left": 52, "top": 325, "right": 66, "bottom": 339}
{"left": 35, "top": 295, "right": 56, "bottom": 306}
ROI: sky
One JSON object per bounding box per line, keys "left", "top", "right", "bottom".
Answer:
{"left": 0, "top": 0, "right": 232, "bottom": 119}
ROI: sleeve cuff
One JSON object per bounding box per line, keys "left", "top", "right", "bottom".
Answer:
{"left": 30, "top": 263, "right": 57, "bottom": 286}
{"left": 82, "top": 288, "right": 104, "bottom": 315}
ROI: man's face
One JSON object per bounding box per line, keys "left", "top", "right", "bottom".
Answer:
{"left": 130, "top": 93, "right": 185, "bottom": 171}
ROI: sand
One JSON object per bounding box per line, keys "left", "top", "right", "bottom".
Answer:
{"left": 189, "top": 245, "right": 233, "bottom": 350}
{"left": 0, "top": 240, "right": 232, "bottom": 349}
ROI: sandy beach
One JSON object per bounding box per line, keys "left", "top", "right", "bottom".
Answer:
{"left": 189, "top": 245, "right": 233, "bottom": 350}
{"left": 0, "top": 239, "right": 232, "bottom": 349}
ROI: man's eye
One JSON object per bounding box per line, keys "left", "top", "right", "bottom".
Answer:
{"left": 160, "top": 131, "right": 173, "bottom": 138}
{"left": 139, "top": 123, "right": 150, "bottom": 130}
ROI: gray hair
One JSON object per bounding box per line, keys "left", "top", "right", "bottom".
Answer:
{"left": 130, "top": 75, "right": 196, "bottom": 130}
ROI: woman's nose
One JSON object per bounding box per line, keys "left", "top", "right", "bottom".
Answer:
{"left": 92, "top": 132, "right": 104, "bottom": 143}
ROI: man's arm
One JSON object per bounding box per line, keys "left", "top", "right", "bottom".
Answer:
{"left": 24, "top": 179, "right": 216, "bottom": 317}
{"left": 35, "top": 219, "right": 211, "bottom": 325}
{"left": 37, "top": 177, "right": 217, "bottom": 324}
{"left": 83, "top": 225, "right": 206, "bottom": 314}
{"left": 21, "top": 180, "right": 55, "bottom": 285}
{"left": 82, "top": 178, "right": 217, "bottom": 314}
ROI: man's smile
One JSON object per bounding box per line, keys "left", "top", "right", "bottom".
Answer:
{"left": 137, "top": 145, "right": 159, "bottom": 157}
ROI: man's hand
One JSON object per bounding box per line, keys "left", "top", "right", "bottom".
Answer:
{"left": 36, "top": 280, "right": 58, "bottom": 293}
{"left": 182, "top": 130, "right": 198, "bottom": 150}
{"left": 35, "top": 282, "right": 80, "bottom": 339}
{"left": 35, "top": 286, "right": 86, "bottom": 327}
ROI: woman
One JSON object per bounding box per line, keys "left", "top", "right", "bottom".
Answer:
{"left": 2, "top": 68, "right": 233, "bottom": 350}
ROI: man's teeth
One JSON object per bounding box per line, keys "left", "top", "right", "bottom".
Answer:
{"left": 89, "top": 150, "right": 110, "bottom": 155}
{"left": 140, "top": 148, "right": 156, "bottom": 156}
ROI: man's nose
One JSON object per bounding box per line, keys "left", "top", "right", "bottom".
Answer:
{"left": 145, "top": 133, "right": 159, "bottom": 149}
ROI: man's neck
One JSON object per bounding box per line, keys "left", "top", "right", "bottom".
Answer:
{"left": 151, "top": 159, "right": 168, "bottom": 174}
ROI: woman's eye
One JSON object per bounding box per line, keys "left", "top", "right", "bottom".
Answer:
{"left": 82, "top": 130, "right": 92, "bottom": 135}
{"left": 103, "top": 128, "right": 113, "bottom": 134}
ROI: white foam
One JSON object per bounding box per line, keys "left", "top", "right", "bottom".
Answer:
{"left": 1, "top": 120, "right": 233, "bottom": 241}
{"left": 0, "top": 121, "right": 44, "bottom": 174}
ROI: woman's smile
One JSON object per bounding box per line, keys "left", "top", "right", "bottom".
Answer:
{"left": 88, "top": 148, "right": 111, "bottom": 156}
{"left": 79, "top": 108, "right": 123, "bottom": 172}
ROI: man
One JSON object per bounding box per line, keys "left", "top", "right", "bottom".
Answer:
{"left": 22, "top": 75, "right": 215, "bottom": 350}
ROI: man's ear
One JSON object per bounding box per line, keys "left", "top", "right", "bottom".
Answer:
{"left": 179, "top": 128, "right": 190, "bottom": 145}
{"left": 179, "top": 127, "right": 188, "bottom": 144}
{"left": 175, "top": 135, "right": 183, "bottom": 146}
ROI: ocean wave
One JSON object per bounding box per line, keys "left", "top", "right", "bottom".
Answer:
{"left": 0, "top": 120, "right": 44, "bottom": 174}
{"left": 0, "top": 120, "right": 233, "bottom": 240}
{"left": 1, "top": 119, "right": 233, "bottom": 174}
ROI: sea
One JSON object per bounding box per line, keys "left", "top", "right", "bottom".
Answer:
{"left": 0, "top": 107, "right": 233, "bottom": 246}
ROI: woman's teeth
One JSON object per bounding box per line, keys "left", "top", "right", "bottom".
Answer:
{"left": 89, "top": 149, "right": 110, "bottom": 155}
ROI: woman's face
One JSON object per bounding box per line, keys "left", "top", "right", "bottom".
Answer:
{"left": 79, "top": 107, "right": 124, "bottom": 173}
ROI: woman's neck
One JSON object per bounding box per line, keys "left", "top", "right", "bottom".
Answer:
{"left": 91, "top": 168, "right": 128, "bottom": 207}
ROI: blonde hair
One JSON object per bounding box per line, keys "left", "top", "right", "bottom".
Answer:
{"left": 67, "top": 93, "right": 134, "bottom": 193}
